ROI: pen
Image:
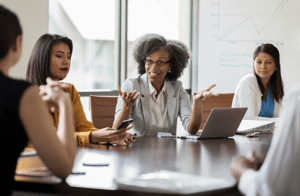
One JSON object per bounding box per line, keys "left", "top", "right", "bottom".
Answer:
{"left": 158, "top": 136, "right": 176, "bottom": 138}
{"left": 83, "top": 163, "right": 109, "bottom": 167}
{"left": 71, "top": 172, "right": 86, "bottom": 175}
{"left": 177, "top": 136, "right": 198, "bottom": 140}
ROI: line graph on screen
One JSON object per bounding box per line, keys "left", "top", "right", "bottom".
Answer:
{"left": 214, "top": 0, "right": 288, "bottom": 42}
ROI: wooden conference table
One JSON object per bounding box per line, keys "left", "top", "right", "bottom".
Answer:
{"left": 14, "top": 133, "right": 273, "bottom": 195}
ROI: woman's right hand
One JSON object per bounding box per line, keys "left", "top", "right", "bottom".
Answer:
{"left": 90, "top": 125, "right": 133, "bottom": 143}
{"left": 117, "top": 86, "right": 139, "bottom": 107}
{"left": 39, "top": 77, "right": 70, "bottom": 113}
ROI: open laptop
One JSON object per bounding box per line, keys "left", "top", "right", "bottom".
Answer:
{"left": 179, "top": 108, "right": 247, "bottom": 139}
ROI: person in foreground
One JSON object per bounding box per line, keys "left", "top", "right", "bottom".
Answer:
{"left": 0, "top": 5, "right": 76, "bottom": 195}
{"left": 230, "top": 86, "right": 300, "bottom": 195}
{"left": 113, "top": 34, "right": 218, "bottom": 136}
{"left": 26, "top": 33, "right": 135, "bottom": 146}
{"left": 232, "top": 44, "right": 284, "bottom": 122}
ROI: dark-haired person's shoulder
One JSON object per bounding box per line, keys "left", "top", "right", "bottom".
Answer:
{"left": 121, "top": 75, "right": 145, "bottom": 92}
{"left": 170, "top": 79, "right": 183, "bottom": 86}
{"left": 123, "top": 75, "right": 141, "bottom": 87}
{"left": 237, "top": 73, "right": 257, "bottom": 89}
{"left": 1, "top": 75, "right": 32, "bottom": 96}
{"left": 241, "top": 73, "right": 256, "bottom": 82}
{"left": 170, "top": 80, "right": 185, "bottom": 92}
{"left": 125, "top": 76, "right": 140, "bottom": 83}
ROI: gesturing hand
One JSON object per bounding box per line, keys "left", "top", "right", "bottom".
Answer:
{"left": 117, "top": 86, "right": 140, "bottom": 106}
{"left": 39, "top": 77, "right": 70, "bottom": 113}
{"left": 194, "top": 84, "right": 219, "bottom": 102}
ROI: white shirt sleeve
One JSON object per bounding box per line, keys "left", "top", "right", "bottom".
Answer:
{"left": 237, "top": 88, "right": 300, "bottom": 196}
{"left": 238, "top": 169, "right": 265, "bottom": 196}
{"left": 233, "top": 78, "right": 259, "bottom": 120}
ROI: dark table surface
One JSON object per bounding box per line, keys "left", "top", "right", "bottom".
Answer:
{"left": 14, "top": 134, "right": 273, "bottom": 195}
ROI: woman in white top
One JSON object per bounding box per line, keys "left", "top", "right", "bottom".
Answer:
{"left": 232, "top": 44, "right": 284, "bottom": 121}
{"left": 112, "top": 34, "right": 218, "bottom": 136}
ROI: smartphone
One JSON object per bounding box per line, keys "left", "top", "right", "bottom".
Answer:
{"left": 116, "top": 119, "right": 133, "bottom": 130}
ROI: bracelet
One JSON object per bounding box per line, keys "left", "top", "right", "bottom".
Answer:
{"left": 89, "top": 132, "right": 95, "bottom": 144}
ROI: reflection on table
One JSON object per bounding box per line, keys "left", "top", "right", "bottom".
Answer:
{"left": 14, "top": 134, "right": 273, "bottom": 195}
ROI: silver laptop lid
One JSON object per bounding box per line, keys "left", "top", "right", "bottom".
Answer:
{"left": 199, "top": 108, "right": 247, "bottom": 139}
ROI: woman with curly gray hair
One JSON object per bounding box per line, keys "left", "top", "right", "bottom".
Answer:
{"left": 113, "top": 34, "right": 218, "bottom": 136}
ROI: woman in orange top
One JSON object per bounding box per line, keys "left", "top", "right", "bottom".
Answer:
{"left": 26, "top": 33, "right": 135, "bottom": 146}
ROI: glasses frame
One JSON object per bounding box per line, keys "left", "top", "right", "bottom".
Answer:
{"left": 144, "top": 59, "right": 171, "bottom": 67}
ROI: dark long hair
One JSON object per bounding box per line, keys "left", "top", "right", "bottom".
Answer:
{"left": 26, "top": 33, "right": 73, "bottom": 85}
{"left": 253, "top": 44, "right": 284, "bottom": 102}
{"left": 0, "top": 5, "right": 22, "bottom": 59}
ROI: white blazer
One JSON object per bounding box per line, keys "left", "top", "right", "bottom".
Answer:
{"left": 232, "top": 73, "right": 282, "bottom": 121}
{"left": 114, "top": 73, "right": 192, "bottom": 136}
{"left": 238, "top": 86, "right": 300, "bottom": 196}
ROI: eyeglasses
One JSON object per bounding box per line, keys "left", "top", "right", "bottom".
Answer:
{"left": 144, "top": 59, "right": 171, "bottom": 67}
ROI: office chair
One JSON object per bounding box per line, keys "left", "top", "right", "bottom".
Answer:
{"left": 89, "top": 95, "right": 118, "bottom": 129}
{"left": 193, "top": 93, "right": 234, "bottom": 129}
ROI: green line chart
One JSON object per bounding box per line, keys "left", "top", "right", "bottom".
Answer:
{"left": 216, "top": 0, "right": 288, "bottom": 42}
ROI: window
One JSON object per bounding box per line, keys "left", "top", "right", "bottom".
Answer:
{"left": 49, "top": 0, "right": 193, "bottom": 120}
{"left": 127, "top": 0, "right": 191, "bottom": 89}
{"left": 49, "top": 0, "right": 117, "bottom": 91}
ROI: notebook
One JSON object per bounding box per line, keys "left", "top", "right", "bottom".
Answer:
{"left": 178, "top": 108, "right": 247, "bottom": 139}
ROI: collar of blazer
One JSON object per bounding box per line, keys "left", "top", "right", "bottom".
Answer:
{"left": 139, "top": 73, "right": 177, "bottom": 129}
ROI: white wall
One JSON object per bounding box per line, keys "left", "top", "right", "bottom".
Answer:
{"left": 1, "top": 0, "right": 49, "bottom": 79}
{"left": 198, "top": 0, "right": 300, "bottom": 97}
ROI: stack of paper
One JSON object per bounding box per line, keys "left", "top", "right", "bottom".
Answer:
{"left": 237, "top": 120, "right": 275, "bottom": 134}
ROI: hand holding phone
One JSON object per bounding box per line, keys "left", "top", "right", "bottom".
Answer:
{"left": 116, "top": 119, "right": 133, "bottom": 130}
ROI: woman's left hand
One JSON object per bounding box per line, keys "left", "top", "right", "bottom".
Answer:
{"left": 194, "top": 84, "right": 219, "bottom": 102}
{"left": 110, "top": 131, "right": 137, "bottom": 146}
{"left": 230, "top": 150, "right": 265, "bottom": 183}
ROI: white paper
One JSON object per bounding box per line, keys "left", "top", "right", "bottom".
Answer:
{"left": 157, "top": 132, "right": 176, "bottom": 138}
{"left": 237, "top": 120, "right": 275, "bottom": 133}
{"left": 115, "top": 170, "right": 235, "bottom": 194}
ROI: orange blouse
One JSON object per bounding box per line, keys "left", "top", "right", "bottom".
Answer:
{"left": 51, "top": 83, "right": 98, "bottom": 145}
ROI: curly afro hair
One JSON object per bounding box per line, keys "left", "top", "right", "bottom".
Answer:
{"left": 132, "top": 33, "right": 191, "bottom": 81}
